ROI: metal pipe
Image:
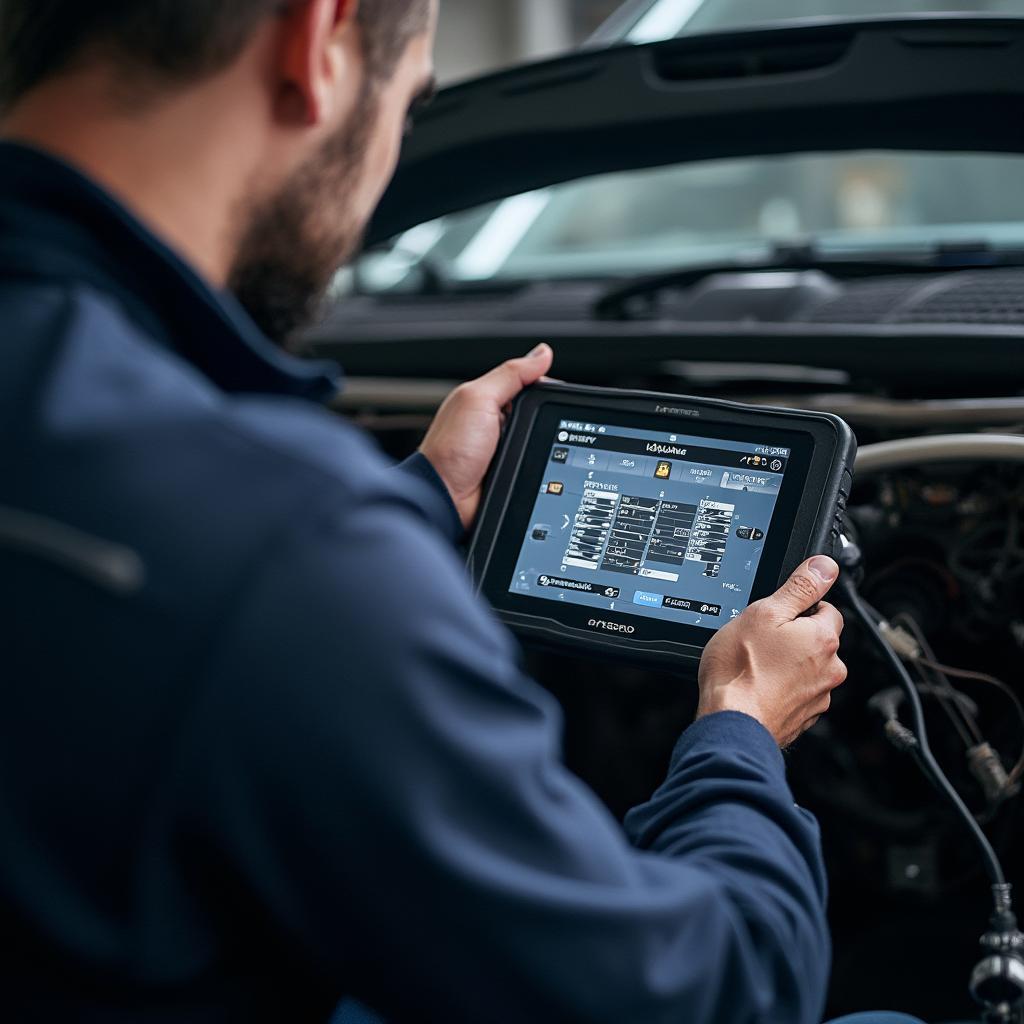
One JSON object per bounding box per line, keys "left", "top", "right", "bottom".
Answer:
{"left": 857, "top": 434, "right": 1024, "bottom": 475}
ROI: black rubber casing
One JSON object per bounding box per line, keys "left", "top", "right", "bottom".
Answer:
{"left": 467, "top": 383, "right": 857, "bottom": 672}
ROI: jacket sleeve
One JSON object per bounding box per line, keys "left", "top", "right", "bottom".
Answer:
{"left": 625, "top": 713, "right": 831, "bottom": 1023}
{"left": 172, "top": 481, "right": 830, "bottom": 1024}
{"left": 395, "top": 451, "right": 464, "bottom": 544}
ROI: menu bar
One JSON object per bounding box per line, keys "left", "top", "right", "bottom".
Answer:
{"left": 558, "top": 432, "right": 788, "bottom": 474}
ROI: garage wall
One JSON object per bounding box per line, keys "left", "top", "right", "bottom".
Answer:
{"left": 434, "top": 0, "right": 576, "bottom": 82}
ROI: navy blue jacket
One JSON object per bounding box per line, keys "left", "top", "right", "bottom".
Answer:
{"left": 0, "top": 142, "right": 830, "bottom": 1024}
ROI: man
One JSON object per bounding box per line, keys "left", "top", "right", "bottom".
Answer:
{"left": 0, "top": 2, "right": 871, "bottom": 1022}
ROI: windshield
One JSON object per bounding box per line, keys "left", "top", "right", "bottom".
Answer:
{"left": 357, "top": 152, "right": 1024, "bottom": 290}
{"left": 355, "top": 0, "right": 1024, "bottom": 293}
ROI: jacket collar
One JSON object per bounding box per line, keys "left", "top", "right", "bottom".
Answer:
{"left": 0, "top": 141, "right": 341, "bottom": 403}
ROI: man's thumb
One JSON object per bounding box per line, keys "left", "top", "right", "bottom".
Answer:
{"left": 476, "top": 344, "right": 554, "bottom": 406}
{"left": 766, "top": 556, "right": 839, "bottom": 621}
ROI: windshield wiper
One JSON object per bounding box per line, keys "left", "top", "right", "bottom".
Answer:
{"left": 594, "top": 241, "right": 1024, "bottom": 321}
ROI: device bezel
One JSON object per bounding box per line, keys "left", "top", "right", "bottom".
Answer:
{"left": 467, "top": 383, "right": 856, "bottom": 668}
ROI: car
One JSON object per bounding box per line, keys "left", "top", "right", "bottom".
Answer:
{"left": 305, "top": 5, "right": 1024, "bottom": 1021}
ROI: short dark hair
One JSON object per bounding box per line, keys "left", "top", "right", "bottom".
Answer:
{"left": 0, "top": 0, "right": 431, "bottom": 109}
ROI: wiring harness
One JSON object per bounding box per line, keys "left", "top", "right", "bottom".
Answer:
{"left": 837, "top": 536, "right": 1024, "bottom": 1024}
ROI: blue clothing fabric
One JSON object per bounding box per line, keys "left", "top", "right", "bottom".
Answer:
{"left": 333, "top": 1006, "right": 933, "bottom": 1024}
{"left": 0, "top": 141, "right": 830, "bottom": 1024}
{"left": 827, "top": 1017, "right": 928, "bottom": 1024}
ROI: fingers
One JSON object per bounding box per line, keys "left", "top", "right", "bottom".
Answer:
{"left": 764, "top": 556, "right": 839, "bottom": 623}
{"left": 830, "top": 655, "right": 849, "bottom": 689}
{"left": 472, "top": 345, "right": 554, "bottom": 407}
{"left": 802, "top": 687, "right": 838, "bottom": 732}
{"left": 810, "top": 600, "right": 845, "bottom": 639}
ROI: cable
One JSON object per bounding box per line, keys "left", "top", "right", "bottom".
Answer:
{"left": 883, "top": 606, "right": 1024, "bottom": 797}
{"left": 893, "top": 611, "right": 985, "bottom": 747}
{"left": 866, "top": 602, "right": 1024, "bottom": 807}
{"left": 837, "top": 573, "right": 1008, "bottom": 892}
{"left": 840, "top": 544, "right": 1024, "bottom": 1021}
{"left": 915, "top": 657, "right": 1024, "bottom": 789}
{"left": 913, "top": 657, "right": 978, "bottom": 748}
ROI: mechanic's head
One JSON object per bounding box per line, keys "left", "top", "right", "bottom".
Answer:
{"left": 0, "top": 0, "right": 438, "bottom": 342}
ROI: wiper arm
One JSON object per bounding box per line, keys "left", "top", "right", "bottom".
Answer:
{"left": 594, "top": 241, "right": 1024, "bottom": 321}
{"left": 354, "top": 244, "right": 451, "bottom": 297}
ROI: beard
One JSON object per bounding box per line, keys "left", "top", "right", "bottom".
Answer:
{"left": 228, "top": 93, "right": 376, "bottom": 348}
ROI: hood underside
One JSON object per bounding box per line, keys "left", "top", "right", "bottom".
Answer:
{"left": 367, "top": 15, "right": 1024, "bottom": 247}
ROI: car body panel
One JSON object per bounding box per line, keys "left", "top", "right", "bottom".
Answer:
{"left": 368, "top": 16, "right": 1024, "bottom": 246}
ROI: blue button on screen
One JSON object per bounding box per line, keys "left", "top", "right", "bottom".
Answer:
{"left": 633, "top": 591, "right": 663, "bottom": 608}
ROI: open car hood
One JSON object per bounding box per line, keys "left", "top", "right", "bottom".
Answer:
{"left": 367, "top": 14, "right": 1024, "bottom": 247}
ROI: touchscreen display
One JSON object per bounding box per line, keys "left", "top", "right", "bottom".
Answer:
{"left": 508, "top": 417, "right": 792, "bottom": 630}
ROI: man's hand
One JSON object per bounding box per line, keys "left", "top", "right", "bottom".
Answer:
{"left": 420, "top": 345, "right": 554, "bottom": 530}
{"left": 697, "top": 556, "right": 847, "bottom": 748}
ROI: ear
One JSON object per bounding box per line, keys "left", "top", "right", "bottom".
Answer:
{"left": 277, "top": 0, "right": 361, "bottom": 127}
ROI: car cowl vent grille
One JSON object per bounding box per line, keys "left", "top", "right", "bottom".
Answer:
{"left": 800, "top": 268, "right": 1024, "bottom": 325}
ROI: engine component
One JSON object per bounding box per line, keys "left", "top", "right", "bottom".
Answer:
{"left": 971, "top": 886, "right": 1024, "bottom": 1024}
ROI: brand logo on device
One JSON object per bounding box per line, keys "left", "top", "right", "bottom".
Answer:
{"left": 654, "top": 404, "right": 701, "bottom": 418}
{"left": 587, "top": 619, "right": 636, "bottom": 635}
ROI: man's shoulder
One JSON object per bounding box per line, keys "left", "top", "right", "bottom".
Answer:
{"left": 7, "top": 276, "right": 386, "bottom": 486}
{"left": 4, "top": 277, "right": 434, "bottom": 610}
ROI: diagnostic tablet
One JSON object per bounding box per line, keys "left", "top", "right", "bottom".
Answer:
{"left": 467, "top": 383, "right": 856, "bottom": 670}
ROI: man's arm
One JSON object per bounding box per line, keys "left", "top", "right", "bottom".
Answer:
{"left": 395, "top": 450, "right": 464, "bottom": 542}
{"left": 625, "top": 712, "right": 831, "bottom": 1023}
{"left": 171, "top": 483, "right": 842, "bottom": 1024}
{"left": 392, "top": 345, "right": 553, "bottom": 543}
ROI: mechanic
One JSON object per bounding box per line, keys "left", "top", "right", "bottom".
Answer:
{"left": 0, "top": 2, "right": 920, "bottom": 1023}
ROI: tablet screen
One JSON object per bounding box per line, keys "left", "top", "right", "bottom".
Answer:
{"left": 508, "top": 416, "right": 792, "bottom": 629}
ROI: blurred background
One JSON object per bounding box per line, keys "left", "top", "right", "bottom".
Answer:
{"left": 433, "top": 0, "right": 1024, "bottom": 81}
{"left": 434, "top": 0, "right": 619, "bottom": 82}
{"left": 359, "top": 0, "right": 1024, "bottom": 296}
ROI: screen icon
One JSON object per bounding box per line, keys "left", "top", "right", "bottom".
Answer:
{"left": 531, "top": 525, "right": 550, "bottom": 542}
{"left": 655, "top": 461, "right": 672, "bottom": 480}
{"left": 551, "top": 447, "right": 570, "bottom": 463}
{"left": 546, "top": 482, "right": 565, "bottom": 496}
